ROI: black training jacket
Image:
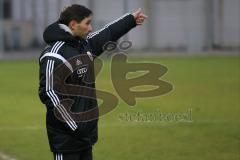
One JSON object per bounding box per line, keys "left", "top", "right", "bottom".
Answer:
{"left": 38, "top": 13, "right": 137, "bottom": 153}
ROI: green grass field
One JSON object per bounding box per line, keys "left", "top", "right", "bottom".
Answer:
{"left": 0, "top": 55, "right": 239, "bottom": 160}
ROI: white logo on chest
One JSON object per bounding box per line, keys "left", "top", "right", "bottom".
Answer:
{"left": 76, "top": 59, "right": 82, "bottom": 66}
{"left": 77, "top": 67, "right": 88, "bottom": 77}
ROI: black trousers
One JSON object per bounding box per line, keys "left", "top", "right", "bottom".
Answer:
{"left": 53, "top": 147, "right": 93, "bottom": 160}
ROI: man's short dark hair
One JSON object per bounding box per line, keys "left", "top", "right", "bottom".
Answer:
{"left": 58, "top": 4, "right": 92, "bottom": 25}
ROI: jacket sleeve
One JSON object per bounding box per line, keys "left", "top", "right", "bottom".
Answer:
{"left": 39, "top": 56, "right": 78, "bottom": 131}
{"left": 87, "top": 13, "right": 137, "bottom": 56}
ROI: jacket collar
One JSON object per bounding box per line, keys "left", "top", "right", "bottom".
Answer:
{"left": 43, "top": 22, "right": 88, "bottom": 48}
{"left": 58, "top": 24, "right": 74, "bottom": 36}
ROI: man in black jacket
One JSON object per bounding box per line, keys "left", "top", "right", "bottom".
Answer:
{"left": 38, "top": 4, "right": 147, "bottom": 160}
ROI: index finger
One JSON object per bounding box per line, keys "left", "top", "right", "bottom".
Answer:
{"left": 139, "top": 13, "right": 148, "bottom": 19}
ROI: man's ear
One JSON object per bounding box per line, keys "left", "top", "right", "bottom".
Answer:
{"left": 68, "top": 20, "right": 78, "bottom": 30}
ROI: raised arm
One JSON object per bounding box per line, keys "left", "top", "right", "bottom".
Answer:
{"left": 87, "top": 8, "right": 147, "bottom": 56}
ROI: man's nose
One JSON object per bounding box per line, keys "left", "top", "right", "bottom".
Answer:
{"left": 89, "top": 25, "right": 93, "bottom": 32}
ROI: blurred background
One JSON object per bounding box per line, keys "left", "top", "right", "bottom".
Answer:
{"left": 0, "top": 0, "right": 239, "bottom": 58}
{"left": 0, "top": 0, "right": 239, "bottom": 160}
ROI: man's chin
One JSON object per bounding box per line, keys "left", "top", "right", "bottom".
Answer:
{"left": 76, "top": 35, "right": 87, "bottom": 39}
{"left": 81, "top": 35, "right": 88, "bottom": 39}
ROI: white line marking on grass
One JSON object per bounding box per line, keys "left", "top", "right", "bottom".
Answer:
{"left": 0, "top": 152, "right": 17, "bottom": 160}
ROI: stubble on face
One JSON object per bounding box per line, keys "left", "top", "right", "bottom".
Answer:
{"left": 74, "top": 16, "right": 93, "bottom": 39}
